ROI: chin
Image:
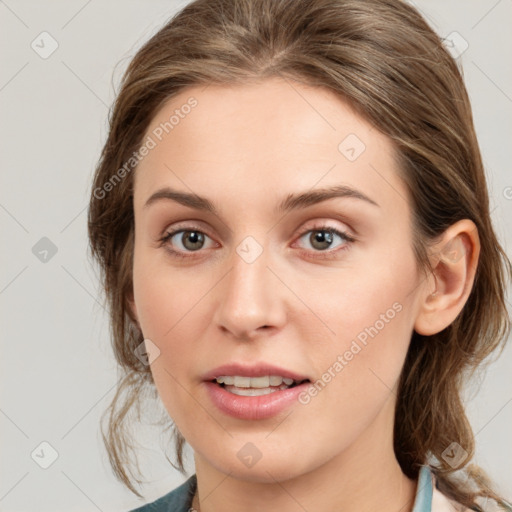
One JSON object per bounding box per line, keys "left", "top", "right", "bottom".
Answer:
{"left": 201, "top": 443, "right": 316, "bottom": 484}
{"left": 222, "top": 462, "right": 303, "bottom": 484}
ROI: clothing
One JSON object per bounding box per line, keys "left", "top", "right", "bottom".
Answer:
{"left": 128, "top": 465, "right": 469, "bottom": 512}
{"left": 129, "top": 474, "right": 197, "bottom": 512}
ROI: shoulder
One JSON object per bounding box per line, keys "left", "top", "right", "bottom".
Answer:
{"left": 128, "top": 474, "right": 197, "bottom": 512}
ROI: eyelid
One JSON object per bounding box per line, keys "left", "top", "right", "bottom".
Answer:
{"left": 158, "top": 223, "right": 217, "bottom": 248}
{"left": 295, "top": 219, "right": 354, "bottom": 239}
{"left": 291, "top": 221, "right": 355, "bottom": 256}
{"left": 158, "top": 219, "right": 356, "bottom": 258}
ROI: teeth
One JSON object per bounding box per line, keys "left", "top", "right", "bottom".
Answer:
{"left": 234, "top": 376, "right": 252, "bottom": 388}
{"left": 215, "top": 375, "right": 297, "bottom": 388}
{"left": 216, "top": 376, "right": 235, "bottom": 385}
{"left": 269, "top": 375, "right": 283, "bottom": 386}
{"left": 225, "top": 384, "right": 290, "bottom": 396}
{"left": 246, "top": 376, "right": 270, "bottom": 387}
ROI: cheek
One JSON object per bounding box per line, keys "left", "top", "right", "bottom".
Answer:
{"left": 302, "top": 252, "right": 418, "bottom": 403}
{"left": 132, "top": 271, "right": 203, "bottom": 425}
{"left": 294, "top": 281, "right": 415, "bottom": 460}
{"left": 302, "top": 253, "right": 416, "bottom": 349}
{"left": 131, "top": 249, "right": 213, "bottom": 409}
{"left": 132, "top": 246, "right": 204, "bottom": 339}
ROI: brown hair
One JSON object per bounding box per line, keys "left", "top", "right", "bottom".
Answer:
{"left": 87, "top": 0, "right": 512, "bottom": 508}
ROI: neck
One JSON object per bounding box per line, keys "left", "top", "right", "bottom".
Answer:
{"left": 191, "top": 399, "right": 418, "bottom": 512}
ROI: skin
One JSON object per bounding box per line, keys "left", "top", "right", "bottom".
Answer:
{"left": 129, "top": 77, "right": 479, "bottom": 512}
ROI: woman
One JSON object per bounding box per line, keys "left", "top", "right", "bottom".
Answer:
{"left": 87, "top": 0, "right": 512, "bottom": 510}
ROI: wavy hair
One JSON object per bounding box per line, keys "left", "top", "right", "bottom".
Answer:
{"left": 87, "top": 0, "right": 511, "bottom": 508}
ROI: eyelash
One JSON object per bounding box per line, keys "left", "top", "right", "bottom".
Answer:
{"left": 157, "top": 223, "right": 356, "bottom": 260}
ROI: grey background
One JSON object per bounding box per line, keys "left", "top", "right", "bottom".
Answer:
{"left": 1, "top": 1, "right": 511, "bottom": 510}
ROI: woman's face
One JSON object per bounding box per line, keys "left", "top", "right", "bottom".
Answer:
{"left": 131, "top": 77, "right": 428, "bottom": 482}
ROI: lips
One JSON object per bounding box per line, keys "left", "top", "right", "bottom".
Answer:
{"left": 201, "top": 362, "right": 312, "bottom": 420}
{"left": 201, "top": 362, "right": 311, "bottom": 382}
{"left": 204, "top": 380, "right": 311, "bottom": 420}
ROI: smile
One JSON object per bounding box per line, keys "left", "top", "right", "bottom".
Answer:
{"left": 214, "top": 375, "right": 308, "bottom": 396}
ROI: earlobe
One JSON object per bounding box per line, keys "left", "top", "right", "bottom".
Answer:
{"left": 414, "top": 219, "right": 480, "bottom": 336}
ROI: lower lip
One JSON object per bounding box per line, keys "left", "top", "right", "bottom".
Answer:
{"left": 204, "top": 381, "right": 310, "bottom": 420}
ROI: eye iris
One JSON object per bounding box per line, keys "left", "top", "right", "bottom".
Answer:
{"left": 310, "top": 230, "right": 333, "bottom": 250}
{"left": 182, "top": 231, "right": 204, "bottom": 251}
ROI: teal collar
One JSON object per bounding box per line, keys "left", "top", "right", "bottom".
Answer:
{"left": 412, "top": 465, "right": 433, "bottom": 512}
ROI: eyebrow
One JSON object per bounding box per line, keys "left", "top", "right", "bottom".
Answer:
{"left": 143, "top": 184, "right": 379, "bottom": 214}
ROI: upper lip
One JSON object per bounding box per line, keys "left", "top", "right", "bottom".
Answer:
{"left": 202, "top": 363, "right": 311, "bottom": 382}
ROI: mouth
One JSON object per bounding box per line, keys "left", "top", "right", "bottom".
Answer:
{"left": 202, "top": 363, "right": 313, "bottom": 419}
{"left": 211, "top": 375, "right": 311, "bottom": 397}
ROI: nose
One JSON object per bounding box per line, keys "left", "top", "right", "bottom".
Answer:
{"left": 212, "top": 239, "right": 287, "bottom": 341}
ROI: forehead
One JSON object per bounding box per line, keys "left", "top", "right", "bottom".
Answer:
{"left": 141, "top": 77, "right": 383, "bottom": 159}
{"left": 133, "top": 77, "right": 408, "bottom": 215}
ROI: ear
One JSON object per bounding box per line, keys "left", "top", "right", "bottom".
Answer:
{"left": 414, "top": 219, "right": 480, "bottom": 336}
